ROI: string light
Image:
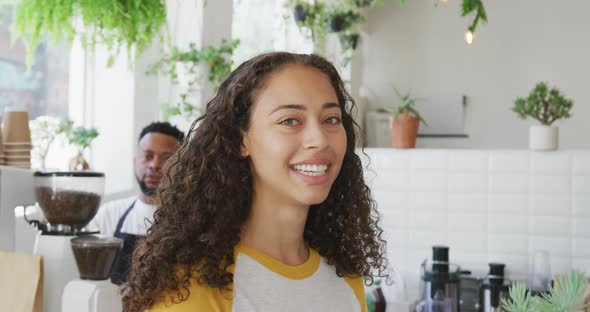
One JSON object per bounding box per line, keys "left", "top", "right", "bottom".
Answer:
{"left": 464, "top": 30, "right": 474, "bottom": 45}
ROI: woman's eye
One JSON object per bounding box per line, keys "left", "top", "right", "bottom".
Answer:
{"left": 325, "top": 116, "right": 342, "bottom": 125}
{"left": 280, "top": 118, "right": 301, "bottom": 126}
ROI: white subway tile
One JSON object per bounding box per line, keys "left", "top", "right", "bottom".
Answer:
{"left": 408, "top": 231, "right": 448, "bottom": 249}
{"left": 366, "top": 149, "right": 410, "bottom": 170}
{"left": 572, "top": 153, "right": 590, "bottom": 175}
{"left": 372, "top": 169, "right": 410, "bottom": 190}
{"left": 410, "top": 151, "right": 449, "bottom": 170}
{"left": 448, "top": 173, "right": 488, "bottom": 192}
{"left": 529, "top": 236, "right": 571, "bottom": 257}
{"left": 387, "top": 247, "right": 408, "bottom": 270}
{"left": 409, "top": 192, "right": 447, "bottom": 212}
{"left": 573, "top": 175, "right": 590, "bottom": 194}
{"left": 572, "top": 238, "right": 590, "bottom": 257}
{"left": 531, "top": 195, "right": 571, "bottom": 217}
{"left": 531, "top": 153, "right": 571, "bottom": 175}
{"left": 488, "top": 214, "right": 528, "bottom": 234}
{"left": 382, "top": 228, "right": 408, "bottom": 248}
{"left": 451, "top": 251, "right": 489, "bottom": 273}
{"left": 410, "top": 212, "right": 446, "bottom": 231}
{"left": 410, "top": 172, "right": 447, "bottom": 191}
{"left": 530, "top": 216, "right": 570, "bottom": 236}
{"left": 379, "top": 209, "right": 408, "bottom": 230}
{"left": 550, "top": 257, "right": 573, "bottom": 275}
{"left": 488, "top": 214, "right": 529, "bottom": 235}
{"left": 447, "top": 232, "right": 487, "bottom": 253}
{"left": 448, "top": 213, "right": 486, "bottom": 232}
{"left": 573, "top": 218, "right": 590, "bottom": 237}
{"left": 531, "top": 175, "right": 570, "bottom": 194}
{"left": 573, "top": 195, "right": 590, "bottom": 217}
{"left": 572, "top": 258, "right": 590, "bottom": 274}
{"left": 448, "top": 193, "right": 487, "bottom": 213}
{"left": 449, "top": 151, "right": 489, "bottom": 172}
{"left": 488, "top": 234, "right": 528, "bottom": 255}
{"left": 372, "top": 190, "right": 409, "bottom": 212}
{"left": 490, "top": 152, "right": 530, "bottom": 173}
{"left": 488, "top": 194, "right": 528, "bottom": 215}
{"left": 489, "top": 174, "right": 529, "bottom": 193}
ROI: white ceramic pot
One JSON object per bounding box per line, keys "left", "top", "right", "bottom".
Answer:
{"left": 529, "top": 125, "right": 559, "bottom": 151}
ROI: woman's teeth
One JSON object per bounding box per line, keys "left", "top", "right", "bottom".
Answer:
{"left": 291, "top": 164, "right": 328, "bottom": 176}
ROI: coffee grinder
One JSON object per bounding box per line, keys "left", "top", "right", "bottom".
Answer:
{"left": 62, "top": 235, "right": 123, "bottom": 312}
{"left": 416, "top": 246, "right": 461, "bottom": 312}
{"left": 29, "top": 171, "right": 106, "bottom": 312}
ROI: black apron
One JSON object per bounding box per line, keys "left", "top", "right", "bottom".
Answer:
{"left": 110, "top": 200, "right": 140, "bottom": 285}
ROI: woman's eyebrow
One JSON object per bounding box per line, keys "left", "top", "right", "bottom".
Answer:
{"left": 269, "top": 102, "right": 339, "bottom": 115}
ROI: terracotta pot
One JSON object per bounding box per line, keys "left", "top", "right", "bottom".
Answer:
{"left": 391, "top": 110, "right": 420, "bottom": 148}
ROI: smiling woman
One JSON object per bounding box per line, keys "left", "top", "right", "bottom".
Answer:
{"left": 122, "top": 52, "right": 388, "bottom": 312}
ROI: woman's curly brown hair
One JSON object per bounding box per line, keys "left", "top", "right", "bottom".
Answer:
{"left": 122, "top": 52, "right": 388, "bottom": 311}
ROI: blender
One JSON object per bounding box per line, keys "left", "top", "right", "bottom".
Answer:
{"left": 416, "top": 246, "right": 461, "bottom": 312}
{"left": 30, "top": 171, "right": 105, "bottom": 312}
{"left": 62, "top": 235, "right": 123, "bottom": 312}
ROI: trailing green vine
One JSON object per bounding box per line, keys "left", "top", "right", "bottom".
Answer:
{"left": 461, "top": 0, "right": 487, "bottom": 33}
{"left": 9, "top": 0, "right": 167, "bottom": 68}
{"left": 285, "top": 0, "right": 489, "bottom": 59}
{"left": 147, "top": 39, "right": 240, "bottom": 119}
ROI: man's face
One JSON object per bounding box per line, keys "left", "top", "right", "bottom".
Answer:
{"left": 134, "top": 133, "right": 179, "bottom": 196}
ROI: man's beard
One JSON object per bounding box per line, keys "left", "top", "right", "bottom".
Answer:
{"left": 136, "top": 174, "right": 157, "bottom": 197}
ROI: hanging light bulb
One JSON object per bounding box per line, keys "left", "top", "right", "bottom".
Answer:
{"left": 439, "top": 0, "right": 449, "bottom": 3}
{"left": 464, "top": 30, "right": 474, "bottom": 45}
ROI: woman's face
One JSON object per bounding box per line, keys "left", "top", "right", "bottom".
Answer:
{"left": 241, "top": 64, "right": 347, "bottom": 207}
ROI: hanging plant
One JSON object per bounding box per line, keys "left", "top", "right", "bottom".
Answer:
{"left": 10, "top": 0, "right": 167, "bottom": 68}
{"left": 461, "top": 0, "right": 487, "bottom": 34}
{"left": 147, "top": 39, "right": 240, "bottom": 120}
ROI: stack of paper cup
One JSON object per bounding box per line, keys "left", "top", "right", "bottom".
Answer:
{"left": 0, "top": 124, "right": 4, "bottom": 166}
{"left": 2, "top": 107, "right": 32, "bottom": 169}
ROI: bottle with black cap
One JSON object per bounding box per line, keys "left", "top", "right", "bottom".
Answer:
{"left": 416, "top": 246, "right": 460, "bottom": 312}
{"left": 482, "top": 263, "right": 511, "bottom": 312}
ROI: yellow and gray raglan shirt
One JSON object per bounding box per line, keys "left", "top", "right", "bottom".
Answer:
{"left": 149, "top": 244, "right": 368, "bottom": 312}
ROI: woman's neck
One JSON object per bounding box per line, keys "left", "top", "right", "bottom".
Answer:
{"left": 240, "top": 191, "right": 310, "bottom": 266}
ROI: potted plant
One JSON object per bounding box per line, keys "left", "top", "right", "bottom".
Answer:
{"left": 512, "top": 82, "right": 573, "bottom": 151}
{"left": 329, "top": 9, "right": 364, "bottom": 33}
{"left": 30, "top": 116, "right": 61, "bottom": 169}
{"left": 58, "top": 120, "right": 99, "bottom": 171}
{"left": 383, "top": 88, "right": 426, "bottom": 149}
{"left": 147, "top": 39, "right": 239, "bottom": 122}
{"left": 501, "top": 269, "right": 589, "bottom": 312}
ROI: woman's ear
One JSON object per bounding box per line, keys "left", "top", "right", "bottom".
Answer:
{"left": 240, "top": 132, "right": 250, "bottom": 158}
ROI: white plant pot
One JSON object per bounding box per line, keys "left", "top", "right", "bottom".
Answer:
{"left": 529, "top": 125, "right": 559, "bottom": 151}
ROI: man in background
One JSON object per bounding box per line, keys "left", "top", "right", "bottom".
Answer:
{"left": 88, "top": 121, "right": 184, "bottom": 285}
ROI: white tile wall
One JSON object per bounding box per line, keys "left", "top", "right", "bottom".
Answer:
{"left": 362, "top": 148, "right": 590, "bottom": 301}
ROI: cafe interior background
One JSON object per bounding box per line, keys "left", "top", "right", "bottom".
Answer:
{"left": 0, "top": 0, "right": 589, "bottom": 311}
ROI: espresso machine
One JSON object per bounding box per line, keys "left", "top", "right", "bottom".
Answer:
{"left": 26, "top": 171, "right": 121, "bottom": 312}
{"left": 416, "top": 246, "right": 460, "bottom": 312}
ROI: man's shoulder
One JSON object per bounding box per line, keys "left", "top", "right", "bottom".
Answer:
{"left": 99, "top": 196, "right": 137, "bottom": 214}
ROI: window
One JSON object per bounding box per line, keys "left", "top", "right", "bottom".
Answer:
{"left": 232, "top": 0, "right": 313, "bottom": 66}
{"left": 0, "top": 5, "right": 69, "bottom": 119}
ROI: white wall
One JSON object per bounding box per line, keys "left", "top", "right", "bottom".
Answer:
{"left": 358, "top": 0, "right": 590, "bottom": 149}
{"left": 363, "top": 148, "right": 590, "bottom": 302}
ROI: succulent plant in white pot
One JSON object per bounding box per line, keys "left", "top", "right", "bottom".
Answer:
{"left": 512, "top": 82, "right": 574, "bottom": 151}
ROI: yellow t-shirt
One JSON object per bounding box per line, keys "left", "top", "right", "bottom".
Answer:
{"left": 149, "top": 244, "right": 367, "bottom": 312}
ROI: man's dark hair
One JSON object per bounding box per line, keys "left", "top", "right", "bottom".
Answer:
{"left": 138, "top": 122, "right": 184, "bottom": 143}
